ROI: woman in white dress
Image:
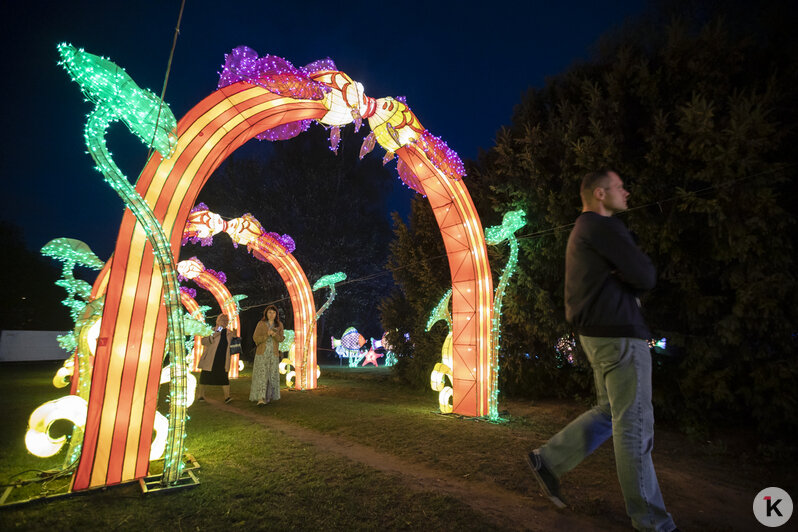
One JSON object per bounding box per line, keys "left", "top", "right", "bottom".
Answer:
{"left": 250, "top": 305, "right": 284, "bottom": 405}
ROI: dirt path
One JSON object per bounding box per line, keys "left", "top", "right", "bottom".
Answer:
{"left": 215, "top": 399, "right": 621, "bottom": 531}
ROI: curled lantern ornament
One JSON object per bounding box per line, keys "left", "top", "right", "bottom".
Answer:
{"left": 25, "top": 396, "right": 88, "bottom": 458}
{"left": 426, "top": 290, "right": 454, "bottom": 414}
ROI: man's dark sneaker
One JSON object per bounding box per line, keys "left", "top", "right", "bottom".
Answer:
{"left": 224, "top": 396, "right": 233, "bottom": 404}
{"left": 526, "top": 450, "right": 566, "bottom": 509}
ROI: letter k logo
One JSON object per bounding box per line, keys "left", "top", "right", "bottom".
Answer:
{"left": 764, "top": 496, "right": 783, "bottom": 517}
{"left": 754, "top": 487, "right": 792, "bottom": 526}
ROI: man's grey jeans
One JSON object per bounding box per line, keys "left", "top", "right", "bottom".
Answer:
{"left": 538, "top": 336, "right": 676, "bottom": 532}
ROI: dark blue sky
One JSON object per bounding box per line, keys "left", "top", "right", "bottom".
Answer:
{"left": 2, "top": 0, "right": 647, "bottom": 260}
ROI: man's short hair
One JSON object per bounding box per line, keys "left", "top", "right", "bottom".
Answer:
{"left": 580, "top": 169, "right": 613, "bottom": 201}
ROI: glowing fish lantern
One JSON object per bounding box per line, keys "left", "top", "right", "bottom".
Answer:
{"left": 331, "top": 327, "right": 367, "bottom": 367}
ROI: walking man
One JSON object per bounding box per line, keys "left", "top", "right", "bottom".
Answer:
{"left": 526, "top": 169, "right": 678, "bottom": 532}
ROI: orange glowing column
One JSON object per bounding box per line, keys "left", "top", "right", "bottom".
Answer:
{"left": 396, "top": 144, "right": 493, "bottom": 417}
{"left": 178, "top": 289, "right": 205, "bottom": 372}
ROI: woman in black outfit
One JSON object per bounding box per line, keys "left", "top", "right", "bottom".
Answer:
{"left": 197, "top": 313, "right": 237, "bottom": 402}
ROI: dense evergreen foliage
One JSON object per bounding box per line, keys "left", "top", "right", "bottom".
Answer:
{"left": 382, "top": 1, "right": 797, "bottom": 448}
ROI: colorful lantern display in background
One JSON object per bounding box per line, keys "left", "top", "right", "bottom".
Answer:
{"left": 650, "top": 337, "right": 667, "bottom": 351}
{"left": 63, "top": 42, "right": 493, "bottom": 492}
{"left": 483, "top": 210, "right": 526, "bottom": 421}
{"left": 427, "top": 290, "right": 455, "bottom": 413}
{"left": 361, "top": 348, "right": 383, "bottom": 367}
{"left": 332, "top": 328, "right": 367, "bottom": 367}
{"left": 59, "top": 43, "right": 190, "bottom": 487}
{"left": 370, "top": 333, "right": 397, "bottom": 366}
{"left": 182, "top": 204, "right": 317, "bottom": 386}
{"left": 176, "top": 258, "right": 246, "bottom": 378}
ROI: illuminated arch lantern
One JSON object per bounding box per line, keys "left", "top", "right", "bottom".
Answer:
{"left": 178, "top": 287, "right": 207, "bottom": 371}
{"left": 183, "top": 205, "right": 317, "bottom": 388}
{"left": 73, "top": 45, "right": 493, "bottom": 491}
{"left": 177, "top": 258, "right": 245, "bottom": 378}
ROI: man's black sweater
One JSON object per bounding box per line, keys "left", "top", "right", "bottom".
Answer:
{"left": 565, "top": 211, "right": 655, "bottom": 339}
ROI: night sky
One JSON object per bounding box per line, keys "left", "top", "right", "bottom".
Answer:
{"left": 2, "top": 0, "right": 647, "bottom": 260}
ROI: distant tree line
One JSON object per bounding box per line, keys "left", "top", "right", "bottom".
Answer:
{"left": 381, "top": 0, "right": 798, "bottom": 452}
{"left": 0, "top": 221, "right": 72, "bottom": 331}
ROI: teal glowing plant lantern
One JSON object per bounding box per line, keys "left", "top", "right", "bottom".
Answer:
{"left": 41, "top": 238, "right": 104, "bottom": 353}
{"left": 484, "top": 210, "right": 526, "bottom": 421}
{"left": 426, "top": 289, "right": 454, "bottom": 413}
{"left": 58, "top": 43, "right": 188, "bottom": 485}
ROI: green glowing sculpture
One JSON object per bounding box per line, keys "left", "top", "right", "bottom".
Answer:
{"left": 292, "top": 271, "right": 346, "bottom": 383}
{"left": 279, "top": 329, "right": 296, "bottom": 353}
{"left": 426, "top": 289, "right": 454, "bottom": 413}
{"left": 182, "top": 313, "right": 214, "bottom": 338}
{"left": 484, "top": 210, "right": 526, "bottom": 421}
{"left": 426, "top": 289, "right": 453, "bottom": 333}
{"left": 58, "top": 43, "right": 188, "bottom": 485}
{"left": 312, "top": 272, "right": 347, "bottom": 320}
{"left": 41, "top": 238, "right": 105, "bottom": 352}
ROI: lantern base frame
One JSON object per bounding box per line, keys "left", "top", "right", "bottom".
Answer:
{"left": 140, "top": 454, "right": 201, "bottom": 494}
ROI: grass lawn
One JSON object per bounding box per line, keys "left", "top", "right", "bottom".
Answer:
{"left": 0, "top": 362, "right": 789, "bottom": 531}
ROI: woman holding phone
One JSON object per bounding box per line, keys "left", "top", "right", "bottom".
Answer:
{"left": 197, "top": 313, "right": 237, "bottom": 403}
{"left": 251, "top": 305, "right": 285, "bottom": 405}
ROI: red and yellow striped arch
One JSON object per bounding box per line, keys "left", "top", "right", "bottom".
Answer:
{"left": 183, "top": 209, "right": 318, "bottom": 388}
{"left": 73, "top": 84, "right": 328, "bottom": 490}
{"left": 178, "top": 259, "right": 242, "bottom": 378}
{"left": 73, "top": 75, "right": 492, "bottom": 491}
{"left": 178, "top": 290, "right": 204, "bottom": 373}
